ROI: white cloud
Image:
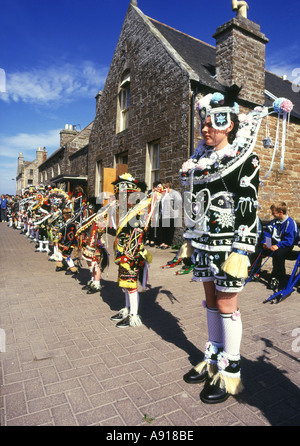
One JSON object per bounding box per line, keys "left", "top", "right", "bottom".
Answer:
{"left": 266, "top": 44, "right": 300, "bottom": 82}
{"left": 1, "top": 61, "right": 108, "bottom": 104}
{"left": 0, "top": 129, "right": 61, "bottom": 159}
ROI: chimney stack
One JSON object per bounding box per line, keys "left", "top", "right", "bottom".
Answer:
{"left": 36, "top": 146, "right": 47, "bottom": 165}
{"left": 95, "top": 90, "right": 103, "bottom": 112}
{"left": 60, "top": 124, "right": 79, "bottom": 147}
{"left": 213, "top": 16, "right": 269, "bottom": 105}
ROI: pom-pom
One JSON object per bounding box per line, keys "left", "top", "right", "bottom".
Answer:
{"left": 281, "top": 99, "right": 293, "bottom": 113}
{"left": 210, "top": 92, "right": 224, "bottom": 105}
{"left": 273, "top": 97, "right": 293, "bottom": 114}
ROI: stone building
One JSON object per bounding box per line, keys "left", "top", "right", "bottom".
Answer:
{"left": 16, "top": 147, "right": 47, "bottom": 195}
{"left": 87, "top": 0, "right": 300, "bottom": 224}
{"left": 38, "top": 122, "right": 93, "bottom": 194}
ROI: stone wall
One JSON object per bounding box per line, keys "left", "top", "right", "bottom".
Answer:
{"left": 88, "top": 5, "right": 191, "bottom": 198}
{"left": 213, "top": 17, "right": 269, "bottom": 105}
{"left": 256, "top": 114, "right": 300, "bottom": 223}
{"left": 69, "top": 145, "right": 88, "bottom": 177}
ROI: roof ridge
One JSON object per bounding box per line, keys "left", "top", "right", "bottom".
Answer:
{"left": 147, "top": 16, "right": 216, "bottom": 50}
{"left": 265, "top": 69, "right": 296, "bottom": 87}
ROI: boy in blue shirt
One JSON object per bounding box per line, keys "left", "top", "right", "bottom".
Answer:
{"left": 1, "top": 194, "right": 8, "bottom": 222}
{"left": 262, "top": 202, "right": 299, "bottom": 290}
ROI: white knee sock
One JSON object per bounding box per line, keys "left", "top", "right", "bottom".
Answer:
{"left": 207, "top": 307, "right": 223, "bottom": 345}
{"left": 124, "top": 289, "right": 130, "bottom": 308}
{"left": 220, "top": 311, "right": 242, "bottom": 356}
{"left": 128, "top": 289, "right": 139, "bottom": 316}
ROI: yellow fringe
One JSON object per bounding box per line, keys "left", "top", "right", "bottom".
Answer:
{"left": 118, "top": 279, "right": 137, "bottom": 289}
{"left": 140, "top": 249, "right": 152, "bottom": 264}
{"left": 194, "top": 360, "right": 218, "bottom": 378}
{"left": 211, "top": 372, "right": 244, "bottom": 395}
{"left": 178, "top": 240, "right": 193, "bottom": 259}
{"left": 222, "top": 252, "right": 248, "bottom": 279}
{"left": 129, "top": 315, "right": 143, "bottom": 327}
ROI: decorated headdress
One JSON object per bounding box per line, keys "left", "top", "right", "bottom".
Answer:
{"left": 112, "top": 173, "right": 147, "bottom": 194}
{"left": 48, "top": 188, "right": 69, "bottom": 209}
{"left": 196, "top": 84, "right": 241, "bottom": 131}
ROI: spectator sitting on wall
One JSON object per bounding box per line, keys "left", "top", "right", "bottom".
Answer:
{"left": 261, "top": 202, "right": 299, "bottom": 291}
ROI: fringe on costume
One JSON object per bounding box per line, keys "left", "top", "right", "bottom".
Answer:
{"left": 178, "top": 240, "right": 193, "bottom": 259}
{"left": 194, "top": 360, "right": 218, "bottom": 378}
{"left": 222, "top": 252, "right": 248, "bottom": 278}
{"left": 212, "top": 351, "right": 244, "bottom": 395}
{"left": 211, "top": 372, "right": 244, "bottom": 395}
{"left": 119, "top": 307, "right": 129, "bottom": 318}
{"left": 129, "top": 315, "right": 143, "bottom": 327}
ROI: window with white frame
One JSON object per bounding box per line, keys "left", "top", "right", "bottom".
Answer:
{"left": 95, "top": 160, "right": 103, "bottom": 201}
{"left": 118, "top": 71, "right": 130, "bottom": 132}
{"left": 145, "top": 140, "right": 160, "bottom": 188}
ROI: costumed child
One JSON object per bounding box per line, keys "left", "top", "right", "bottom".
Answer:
{"left": 180, "top": 86, "right": 294, "bottom": 404}
{"left": 75, "top": 201, "right": 114, "bottom": 294}
{"left": 55, "top": 207, "right": 78, "bottom": 275}
{"left": 112, "top": 173, "right": 156, "bottom": 328}
{"left": 180, "top": 85, "right": 262, "bottom": 404}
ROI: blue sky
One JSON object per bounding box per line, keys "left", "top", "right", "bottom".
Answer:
{"left": 0, "top": 0, "right": 299, "bottom": 195}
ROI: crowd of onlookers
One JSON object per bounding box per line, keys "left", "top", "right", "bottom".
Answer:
{"left": 0, "top": 193, "right": 21, "bottom": 223}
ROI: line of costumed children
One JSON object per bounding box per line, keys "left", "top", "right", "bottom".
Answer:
{"left": 9, "top": 176, "right": 165, "bottom": 330}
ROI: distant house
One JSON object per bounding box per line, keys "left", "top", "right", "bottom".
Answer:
{"left": 38, "top": 122, "right": 93, "bottom": 194}
{"left": 87, "top": 0, "right": 300, "bottom": 223}
{"left": 16, "top": 147, "right": 47, "bottom": 195}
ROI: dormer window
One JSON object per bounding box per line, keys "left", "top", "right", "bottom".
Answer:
{"left": 118, "top": 71, "right": 130, "bottom": 132}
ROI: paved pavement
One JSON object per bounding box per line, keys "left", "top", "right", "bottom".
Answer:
{"left": 0, "top": 222, "right": 299, "bottom": 427}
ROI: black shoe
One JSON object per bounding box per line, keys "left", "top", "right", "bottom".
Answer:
{"left": 116, "top": 315, "right": 130, "bottom": 328}
{"left": 56, "top": 266, "right": 65, "bottom": 272}
{"left": 183, "top": 367, "right": 208, "bottom": 384}
{"left": 110, "top": 312, "right": 126, "bottom": 321}
{"left": 82, "top": 284, "right": 91, "bottom": 290}
{"left": 65, "top": 269, "right": 73, "bottom": 275}
{"left": 200, "top": 379, "right": 230, "bottom": 404}
{"left": 268, "top": 277, "right": 279, "bottom": 290}
{"left": 86, "top": 287, "right": 100, "bottom": 294}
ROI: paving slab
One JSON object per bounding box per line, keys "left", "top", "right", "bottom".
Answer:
{"left": 0, "top": 222, "right": 299, "bottom": 426}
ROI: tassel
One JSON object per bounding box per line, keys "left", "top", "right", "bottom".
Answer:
{"left": 194, "top": 360, "right": 218, "bottom": 378}
{"left": 119, "top": 307, "right": 129, "bottom": 318}
{"left": 211, "top": 372, "right": 244, "bottom": 395}
{"left": 222, "top": 252, "right": 248, "bottom": 278}
{"left": 129, "top": 315, "right": 143, "bottom": 327}
{"left": 178, "top": 240, "right": 193, "bottom": 259}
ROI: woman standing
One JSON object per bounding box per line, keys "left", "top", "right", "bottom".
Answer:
{"left": 180, "top": 86, "right": 262, "bottom": 404}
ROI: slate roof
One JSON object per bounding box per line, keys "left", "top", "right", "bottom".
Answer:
{"left": 149, "top": 18, "right": 300, "bottom": 119}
